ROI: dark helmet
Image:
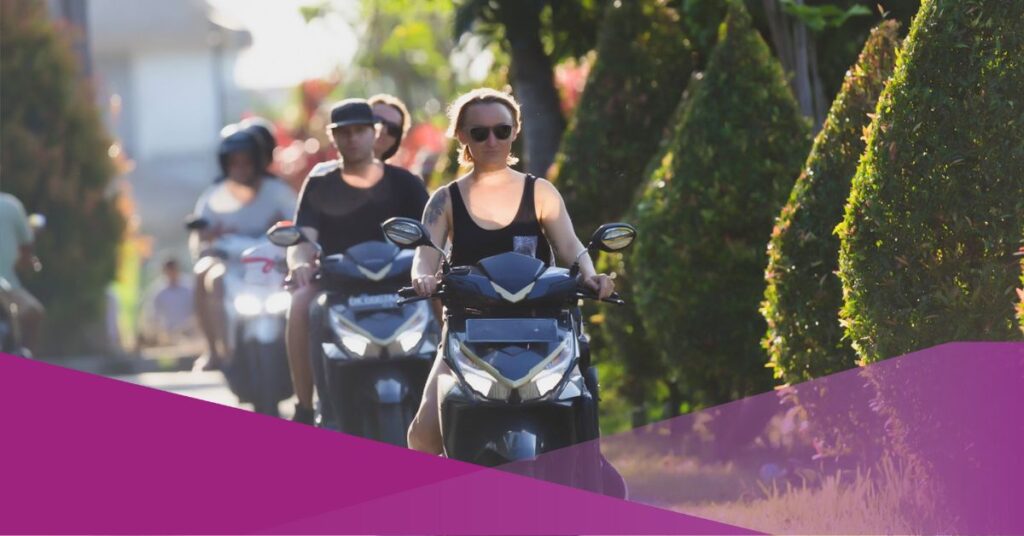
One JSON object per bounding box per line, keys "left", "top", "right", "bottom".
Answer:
{"left": 217, "top": 124, "right": 265, "bottom": 177}
{"left": 239, "top": 116, "right": 277, "bottom": 166}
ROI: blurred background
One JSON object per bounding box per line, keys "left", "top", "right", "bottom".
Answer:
{"left": 8, "top": 1, "right": 1024, "bottom": 530}
{"left": 1, "top": 0, "right": 927, "bottom": 408}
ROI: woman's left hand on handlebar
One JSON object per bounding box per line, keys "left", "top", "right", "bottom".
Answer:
{"left": 584, "top": 273, "right": 615, "bottom": 300}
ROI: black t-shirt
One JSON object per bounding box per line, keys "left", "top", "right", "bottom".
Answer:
{"left": 294, "top": 162, "right": 428, "bottom": 255}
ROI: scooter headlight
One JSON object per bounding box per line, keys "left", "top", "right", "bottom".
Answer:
{"left": 234, "top": 293, "right": 263, "bottom": 316}
{"left": 448, "top": 334, "right": 576, "bottom": 402}
{"left": 265, "top": 291, "right": 291, "bottom": 314}
{"left": 391, "top": 301, "right": 431, "bottom": 356}
{"left": 328, "top": 308, "right": 379, "bottom": 358}
{"left": 519, "top": 339, "right": 575, "bottom": 401}
{"left": 449, "top": 338, "right": 508, "bottom": 400}
{"left": 340, "top": 334, "right": 371, "bottom": 356}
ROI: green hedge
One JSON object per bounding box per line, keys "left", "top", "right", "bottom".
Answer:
{"left": 836, "top": 0, "right": 1024, "bottom": 364}
{"left": 630, "top": 3, "right": 810, "bottom": 407}
{"left": 761, "top": 22, "right": 900, "bottom": 386}
{"left": 555, "top": 0, "right": 694, "bottom": 234}
{"left": 0, "top": 0, "right": 124, "bottom": 353}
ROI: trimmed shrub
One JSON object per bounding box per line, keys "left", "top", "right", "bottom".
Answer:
{"left": 555, "top": 0, "right": 694, "bottom": 234}
{"left": 0, "top": 0, "right": 124, "bottom": 354}
{"left": 630, "top": 3, "right": 811, "bottom": 407}
{"left": 836, "top": 0, "right": 1024, "bottom": 363}
{"left": 762, "top": 21, "right": 900, "bottom": 386}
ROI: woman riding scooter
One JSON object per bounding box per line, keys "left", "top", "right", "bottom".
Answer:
{"left": 406, "top": 88, "right": 616, "bottom": 455}
{"left": 190, "top": 126, "right": 297, "bottom": 371}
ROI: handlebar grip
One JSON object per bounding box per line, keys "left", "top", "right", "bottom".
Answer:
{"left": 398, "top": 286, "right": 418, "bottom": 298}
{"left": 577, "top": 289, "right": 626, "bottom": 305}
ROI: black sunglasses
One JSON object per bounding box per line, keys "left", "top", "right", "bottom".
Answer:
{"left": 375, "top": 117, "right": 403, "bottom": 138}
{"left": 468, "top": 124, "right": 513, "bottom": 143}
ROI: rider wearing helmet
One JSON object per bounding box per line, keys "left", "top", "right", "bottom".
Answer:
{"left": 239, "top": 116, "right": 279, "bottom": 177}
{"left": 190, "top": 125, "right": 298, "bottom": 370}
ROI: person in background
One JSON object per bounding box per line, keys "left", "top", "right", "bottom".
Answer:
{"left": 139, "top": 258, "right": 196, "bottom": 347}
{"left": 240, "top": 116, "right": 281, "bottom": 179}
{"left": 285, "top": 98, "right": 429, "bottom": 424}
{"left": 368, "top": 93, "right": 411, "bottom": 164}
{"left": 0, "top": 192, "right": 44, "bottom": 356}
{"left": 190, "top": 127, "right": 297, "bottom": 370}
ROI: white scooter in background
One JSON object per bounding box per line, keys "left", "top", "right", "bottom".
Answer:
{"left": 186, "top": 216, "right": 293, "bottom": 416}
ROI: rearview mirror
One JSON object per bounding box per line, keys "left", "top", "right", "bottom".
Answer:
{"left": 382, "top": 217, "right": 433, "bottom": 249}
{"left": 266, "top": 220, "right": 303, "bottom": 247}
{"left": 590, "top": 223, "right": 637, "bottom": 253}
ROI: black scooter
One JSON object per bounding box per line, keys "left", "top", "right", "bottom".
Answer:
{"left": 267, "top": 221, "right": 439, "bottom": 446}
{"left": 382, "top": 216, "right": 635, "bottom": 495}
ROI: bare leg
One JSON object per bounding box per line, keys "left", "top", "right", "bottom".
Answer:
{"left": 407, "top": 352, "right": 449, "bottom": 455}
{"left": 203, "top": 262, "right": 232, "bottom": 362}
{"left": 193, "top": 263, "right": 220, "bottom": 364}
{"left": 286, "top": 284, "right": 319, "bottom": 410}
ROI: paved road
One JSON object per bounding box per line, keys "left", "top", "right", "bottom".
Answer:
{"left": 116, "top": 369, "right": 296, "bottom": 419}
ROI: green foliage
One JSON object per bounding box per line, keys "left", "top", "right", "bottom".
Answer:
{"left": 630, "top": 3, "right": 811, "bottom": 407}
{"left": 551, "top": 0, "right": 695, "bottom": 419}
{"left": 454, "top": 0, "right": 605, "bottom": 63}
{"left": 762, "top": 22, "right": 900, "bottom": 385}
{"left": 780, "top": 0, "right": 871, "bottom": 31}
{"left": 809, "top": 1, "right": 920, "bottom": 112}
{"left": 555, "top": 0, "right": 695, "bottom": 234}
{"left": 348, "top": 0, "right": 457, "bottom": 115}
{"left": 837, "top": 0, "right": 1024, "bottom": 363}
{"left": 591, "top": 76, "right": 704, "bottom": 420}
{"left": 0, "top": 0, "right": 124, "bottom": 353}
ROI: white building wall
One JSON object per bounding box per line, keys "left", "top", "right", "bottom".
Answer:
{"left": 132, "top": 51, "right": 222, "bottom": 160}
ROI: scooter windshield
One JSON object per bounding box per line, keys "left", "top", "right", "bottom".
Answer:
{"left": 456, "top": 318, "right": 568, "bottom": 387}
{"left": 465, "top": 318, "right": 558, "bottom": 343}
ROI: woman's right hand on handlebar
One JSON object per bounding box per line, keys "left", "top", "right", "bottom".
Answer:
{"left": 412, "top": 274, "right": 439, "bottom": 297}
{"left": 290, "top": 263, "right": 317, "bottom": 288}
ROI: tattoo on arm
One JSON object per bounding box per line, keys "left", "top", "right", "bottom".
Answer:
{"left": 424, "top": 187, "right": 448, "bottom": 226}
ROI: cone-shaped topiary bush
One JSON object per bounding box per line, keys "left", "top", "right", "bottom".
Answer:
{"left": 630, "top": 3, "right": 811, "bottom": 407}
{"left": 1, "top": 0, "right": 125, "bottom": 353}
{"left": 837, "top": 0, "right": 1024, "bottom": 363}
{"left": 555, "top": 0, "right": 694, "bottom": 234}
{"left": 762, "top": 21, "right": 901, "bottom": 385}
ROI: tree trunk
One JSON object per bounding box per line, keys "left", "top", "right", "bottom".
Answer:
{"left": 762, "top": 0, "right": 826, "bottom": 131}
{"left": 498, "top": 0, "right": 566, "bottom": 176}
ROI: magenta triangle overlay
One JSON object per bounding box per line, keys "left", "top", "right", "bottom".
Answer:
{"left": 498, "top": 342, "right": 1024, "bottom": 534}
{"left": 0, "top": 354, "right": 755, "bottom": 535}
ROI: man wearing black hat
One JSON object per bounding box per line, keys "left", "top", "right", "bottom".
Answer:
{"left": 285, "top": 98, "right": 429, "bottom": 424}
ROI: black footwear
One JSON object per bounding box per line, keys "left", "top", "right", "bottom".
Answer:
{"left": 292, "top": 404, "right": 315, "bottom": 425}
{"left": 192, "top": 353, "right": 221, "bottom": 372}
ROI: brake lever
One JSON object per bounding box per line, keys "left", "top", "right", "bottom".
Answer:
{"left": 576, "top": 290, "right": 626, "bottom": 306}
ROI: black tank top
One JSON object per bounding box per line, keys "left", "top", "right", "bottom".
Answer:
{"left": 449, "top": 174, "right": 554, "bottom": 267}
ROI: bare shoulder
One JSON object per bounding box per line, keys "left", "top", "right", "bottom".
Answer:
{"left": 532, "top": 176, "right": 566, "bottom": 216}
{"left": 533, "top": 176, "right": 561, "bottom": 198}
